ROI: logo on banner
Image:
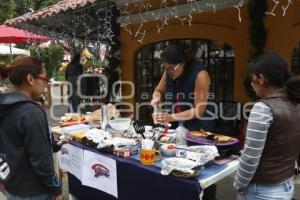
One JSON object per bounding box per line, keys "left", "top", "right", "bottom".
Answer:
{"left": 92, "top": 164, "right": 110, "bottom": 178}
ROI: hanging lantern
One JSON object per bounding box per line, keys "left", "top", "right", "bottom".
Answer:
{"left": 99, "top": 44, "right": 106, "bottom": 62}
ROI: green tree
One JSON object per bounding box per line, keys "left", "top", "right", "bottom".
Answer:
{"left": 33, "top": 0, "right": 59, "bottom": 10}
{"left": 0, "top": 2, "right": 7, "bottom": 23}
{"left": 0, "top": 0, "right": 59, "bottom": 23}
{"left": 0, "top": 0, "right": 16, "bottom": 23}
{"left": 14, "top": 0, "right": 34, "bottom": 16}
{"left": 7, "top": 0, "right": 16, "bottom": 19}
{"left": 30, "top": 41, "right": 64, "bottom": 78}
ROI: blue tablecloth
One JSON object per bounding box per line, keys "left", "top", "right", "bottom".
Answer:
{"left": 68, "top": 141, "right": 227, "bottom": 200}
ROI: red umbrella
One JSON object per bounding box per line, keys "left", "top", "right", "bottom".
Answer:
{"left": 0, "top": 25, "right": 49, "bottom": 43}
{"left": 0, "top": 25, "right": 49, "bottom": 61}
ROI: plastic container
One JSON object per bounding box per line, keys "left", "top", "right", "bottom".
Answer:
{"left": 175, "top": 122, "right": 188, "bottom": 158}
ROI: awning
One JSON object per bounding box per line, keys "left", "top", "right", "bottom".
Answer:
{"left": 0, "top": 25, "right": 49, "bottom": 43}
{"left": 4, "top": 0, "right": 242, "bottom": 42}
{"left": 5, "top": 0, "right": 117, "bottom": 42}
{"left": 0, "top": 44, "right": 30, "bottom": 56}
{"left": 5, "top": 0, "right": 98, "bottom": 26}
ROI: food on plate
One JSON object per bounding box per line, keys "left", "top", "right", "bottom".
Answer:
{"left": 189, "top": 131, "right": 206, "bottom": 137}
{"left": 213, "top": 135, "right": 232, "bottom": 142}
{"left": 58, "top": 113, "right": 89, "bottom": 127}
{"left": 160, "top": 143, "right": 176, "bottom": 157}
{"left": 188, "top": 129, "right": 233, "bottom": 143}
{"left": 159, "top": 135, "right": 170, "bottom": 143}
{"left": 167, "top": 144, "right": 176, "bottom": 149}
{"left": 64, "top": 113, "right": 80, "bottom": 121}
{"left": 72, "top": 132, "right": 86, "bottom": 141}
{"left": 157, "top": 131, "right": 176, "bottom": 143}
{"left": 90, "top": 103, "right": 120, "bottom": 122}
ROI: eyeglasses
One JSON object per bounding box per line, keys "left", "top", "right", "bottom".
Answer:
{"left": 161, "top": 63, "right": 180, "bottom": 72}
{"left": 35, "top": 75, "right": 49, "bottom": 84}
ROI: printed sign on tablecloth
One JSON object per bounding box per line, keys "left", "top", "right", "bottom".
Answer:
{"left": 58, "top": 144, "right": 84, "bottom": 181}
{"left": 82, "top": 150, "right": 118, "bottom": 198}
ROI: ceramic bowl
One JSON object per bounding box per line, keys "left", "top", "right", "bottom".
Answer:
{"left": 160, "top": 143, "right": 176, "bottom": 157}
{"left": 108, "top": 118, "right": 131, "bottom": 132}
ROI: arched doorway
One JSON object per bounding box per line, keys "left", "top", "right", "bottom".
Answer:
{"left": 135, "top": 39, "right": 235, "bottom": 123}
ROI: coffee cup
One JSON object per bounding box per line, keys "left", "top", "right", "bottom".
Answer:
{"left": 140, "top": 149, "right": 161, "bottom": 165}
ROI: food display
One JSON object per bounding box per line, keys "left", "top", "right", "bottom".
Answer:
{"left": 158, "top": 134, "right": 175, "bottom": 143}
{"left": 186, "top": 145, "right": 219, "bottom": 165}
{"left": 160, "top": 143, "right": 176, "bottom": 157}
{"left": 155, "top": 128, "right": 176, "bottom": 143}
{"left": 161, "top": 157, "right": 202, "bottom": 178}
{"left": 185, "top": 129, "right": 239, "bottom": 146}
{"left": 58, "top": 113, "right": 88, "bottom": 127}
{"left": 89, "top": 103, "right": 120, "bottom": 123}
{"left": 189, "top": 131, "right": 206, "bottom": 137}
{"left": 53, "top": 102, "right": 237, "bottom": 183}
{"left": 160, "top": 145, "right": 219, "bottom": 178}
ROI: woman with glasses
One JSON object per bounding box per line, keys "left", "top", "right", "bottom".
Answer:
{"left": 151, "top": 44, "right": 216, "bottom": 132}
{"left": 0, "top": 56, "right": 61, "bottom": 200}
{"left": 234, "top": 53, "right": 300, "bottom": 200}
{"left": 151, "top": 45, "right": 216, "bottom": 200}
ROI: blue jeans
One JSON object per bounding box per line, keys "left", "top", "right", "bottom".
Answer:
{"left": 241, "top": 177, "right": 295, "bottom": 200}
{"left": 6, "top": 192, "right": 53, "bottom": 200}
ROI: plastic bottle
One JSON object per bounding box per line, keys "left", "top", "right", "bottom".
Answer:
{"left": 175, "top": 121, "right": 188, "bottom": 157}
{"left": 101, "top": 104, "right": 108, "bottom": 130}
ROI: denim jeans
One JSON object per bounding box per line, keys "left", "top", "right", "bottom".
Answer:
{"left": 241, "top": 177, "right": 295, "bottom": 200}
{"left": 6, "top": 192, "right": 53, "bottom": 200}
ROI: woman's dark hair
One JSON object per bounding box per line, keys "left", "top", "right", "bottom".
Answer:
{"left": 4, "top": 56, "right": 44, "bottom": 86}
{"left": 160, "top": 45, "right": 187, "bottom": 64}
{"left": 0, "top": 64, "right": 9, "bottom": 80}
{"left": 248, "top": 52, "right": 290, "bottom": 87}
{"left": 71, "top": 53, "right": 81, "bottom": 64}
{"left": 286, "top": 76, "right": 300, "bottom": 103}
{"left": 248, "top": 52, "right": 300, "bottom": 103}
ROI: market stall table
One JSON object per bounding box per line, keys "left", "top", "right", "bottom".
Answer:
{"left": 62, "top": 140, "right": 238, "bottom": 200}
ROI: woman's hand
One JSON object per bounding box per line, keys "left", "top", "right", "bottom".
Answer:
{"left": 150, "top": 96, "right": 161, "bottom": 108}
{"left": 153, "top": 113, "right": 174, "bottom": 125}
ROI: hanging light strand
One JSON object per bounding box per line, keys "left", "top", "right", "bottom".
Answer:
{"left": 234, "top": 0, "right": 244, "bottom": 22}
{"left": 265, "top": 0, "right": 279, "bottom": 16}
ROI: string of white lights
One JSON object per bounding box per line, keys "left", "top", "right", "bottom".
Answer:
{"left": 234, "top": 0, "right": 244, "bottom": 22}
{"left": 119, "top": 0, "right": 246, "bottom": 43}
{"left": 135, "top": 2, "right": 146, "bottom": 43}
{"left": 173, "top": 0, "right": 188, "bottom": 25}
{"left": 265, "top": 0, "right": 279, "bottom": 16}
{"left": 282, "top": 0, "right": 292, "bottom": 16}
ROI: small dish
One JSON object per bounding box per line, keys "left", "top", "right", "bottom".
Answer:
{"left": 160, "top": 143, "right": 176, "bottom": 157}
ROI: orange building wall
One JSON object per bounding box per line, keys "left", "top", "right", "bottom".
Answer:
{"left": 120, "top": 1, "right": 300, "bottom": 112}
